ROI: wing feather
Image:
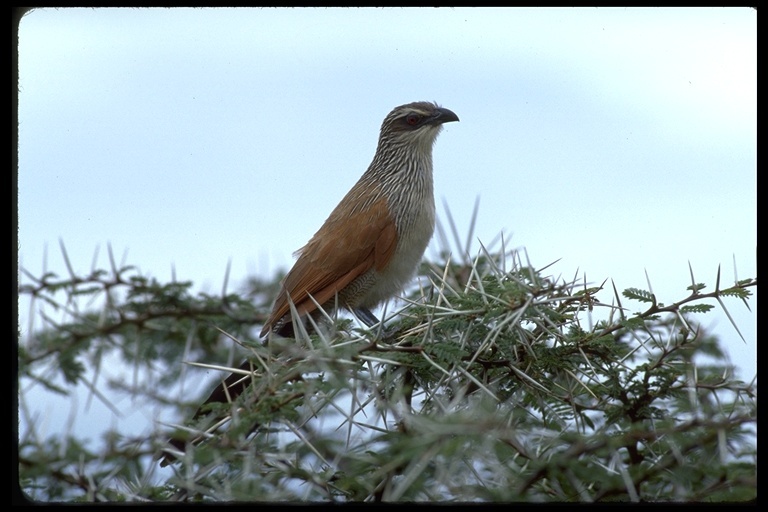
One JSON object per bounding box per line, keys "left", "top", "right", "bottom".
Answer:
{"left": 260, "top": 190, "right": 397, "bottom": 336}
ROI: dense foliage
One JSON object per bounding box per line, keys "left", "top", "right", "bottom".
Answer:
{"left": 17, "top": 239, "right": 756, "bottom": 502}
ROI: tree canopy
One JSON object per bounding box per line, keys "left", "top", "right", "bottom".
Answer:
{"left": 17, "top": 236, "right": 756, "bottom": 503}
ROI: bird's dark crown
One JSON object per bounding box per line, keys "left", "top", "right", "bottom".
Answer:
{"left": 383, "top": 101, "right": 459, "bottom": 134}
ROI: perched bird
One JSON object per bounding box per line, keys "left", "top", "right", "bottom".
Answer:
{"left": 160, "top": 101, "right": 458, "bottom": 465}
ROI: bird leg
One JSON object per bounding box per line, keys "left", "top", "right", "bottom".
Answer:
{"left": 352, "top": 307, "right": 381, "bottom": 328}
{"left": 353, "top": 306, "right": 403, "bottom": 342}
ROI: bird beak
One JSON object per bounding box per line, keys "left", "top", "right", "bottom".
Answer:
{"left": 429, "top": 107, "right": 460, "bottom": 125}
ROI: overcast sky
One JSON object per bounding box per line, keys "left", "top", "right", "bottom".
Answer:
{"left": 16, "top": 7, "right": 756, "bottom": 454}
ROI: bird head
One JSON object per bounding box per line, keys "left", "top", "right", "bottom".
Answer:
{"left": 378, "top": 101, "right": 459, "bottom": 152}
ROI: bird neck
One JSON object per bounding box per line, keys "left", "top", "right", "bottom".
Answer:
{"left": 369, "top": 146, "right": 435, "bottom": 237}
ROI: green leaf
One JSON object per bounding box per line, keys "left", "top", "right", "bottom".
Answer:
{"left": 623, "top": 287, "right": 655, "bottom": 303}
{"left": 680, "top": 304, "right": 716, "bottom": 313}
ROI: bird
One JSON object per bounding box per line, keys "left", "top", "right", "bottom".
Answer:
{"left": 159, "top": 101, "right": 458, "bottom": 465}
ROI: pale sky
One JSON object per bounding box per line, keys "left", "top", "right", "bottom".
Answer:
{"left": 16, "top": 7, "right": 756, "bottom": 455}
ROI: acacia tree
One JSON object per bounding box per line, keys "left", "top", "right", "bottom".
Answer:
{"left": 17, "top": 232, "right": 756, "bottom": 502}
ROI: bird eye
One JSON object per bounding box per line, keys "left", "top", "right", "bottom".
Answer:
{"left": 405, "top": 114, "right": 421, "bottom": 126}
